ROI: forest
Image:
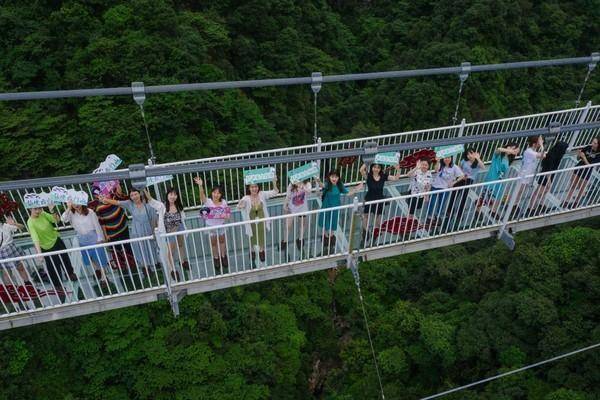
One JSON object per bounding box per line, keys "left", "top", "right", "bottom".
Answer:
{"left": 0, "top": 0, "right": 599, "bottom": 399}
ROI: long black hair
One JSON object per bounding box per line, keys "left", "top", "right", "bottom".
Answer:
{"left": 164, "top": 187, "right": 184, "bottom": 212}
{"left": 502, "top": 142, "right": 519, "bottom": 165}
{"left": 322, "top": 170, "right": 345, "bottom": 200}
{"left": 462, "top": 147, "right": 480, "bottom": 169}
{"left": 128, "top": 188, "right": 147, "bottom": 203}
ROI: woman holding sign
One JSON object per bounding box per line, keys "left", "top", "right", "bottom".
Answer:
{"left": 238, "top": 176, "right": 279, "bottom": 268}
{"left": 27, "top": 199, "right": 77, "bottom": 297}
{"left": 282, "top": 178, "right": 315, "bottom": 254}
{"left": 318, "top": 170, "right": 363, "bottom": 255}
{"left": 62, "top": 200, "right": 110, "bottom": 288}
{"left": 359, "top": 162, "right": 401, "bottom": 243}
{"left": 194, "top": 178, "right": 230, "bottom": 274}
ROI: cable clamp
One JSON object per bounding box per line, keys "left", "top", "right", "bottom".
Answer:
{"left": 129, "top": 163, "right": 147, "bottom": 190}
{"left": 131, "top": 82, "right": 146, "bottom": 106}
{"left": 311, "top": 72, "right": 322, "bottom": 94}
{"left": 459, "top": 62, "right": 471, "bottom": 83}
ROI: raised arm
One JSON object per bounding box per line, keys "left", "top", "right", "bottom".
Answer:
{"left": 47, "top": 203, "right": 61, "bottom": 223}
{"left": 61, "top": 202, "right": 73, "bottom": 224}
{"left": 347, "top": 182, "right": 364, "bottom": 196}
{"left": 387, "top": 165, "right": 402, "bottom": 181}
{"left": 359, "top": 163, "right": 368, "bottom": 179}
{"left": 98, "top": 195, "right": 121, "bottom": 206}
{"left": 194, "top": 177, "right": 207, "bottom": 203}
{"left": 271, "top": 176, "right": 279, "bottom": 194}
{"left": 5, "top": 216, "right": 24, "bottom": 230}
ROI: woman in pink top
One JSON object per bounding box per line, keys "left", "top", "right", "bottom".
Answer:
{"left": 194, "top": 177, "right": 231, "bottom": 274}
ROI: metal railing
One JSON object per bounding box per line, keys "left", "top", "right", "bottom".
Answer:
{"left": 5, "top": 104, "right": 597, "bottom": 237}
{"left": 2, "top": 162, "right": 597, "bottom": 318}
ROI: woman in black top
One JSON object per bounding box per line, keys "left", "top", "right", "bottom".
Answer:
{"left": 563, "top": 137, "right": 599, "bottom": 208}
{"left": 359, "top": 162, "right": 400, "bottom": 244}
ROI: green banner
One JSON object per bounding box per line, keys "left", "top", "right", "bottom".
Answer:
{"left": 287, "top": 162, "right": 320, "bottom": 183}
{"left": 243, "top": 167, "right": 276, "bottom": 185}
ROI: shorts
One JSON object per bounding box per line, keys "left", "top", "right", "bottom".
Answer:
{"left": 167, "top": 223, "right": 185, "bottom": 244}
{"left": 408, "top": 197, "right": 424, "bottom": 215}
{"left": 363, "top": 202, "right": 385, "bottom": 215}
{"left": 208, "top": 226, "right": 226, "bottom": 238}
{"left": 574, "top": 167, "right": 594, "bottom": 181}
{"left": 537, "top": 174, "right": 552, "bottom": 186}
{"left": 0, "top": 243, "right": 26, "bottom": 268}
{"left": 78, "top": 232, "right": 109, "bottom": 267}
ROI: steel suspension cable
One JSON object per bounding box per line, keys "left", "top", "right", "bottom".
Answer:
{"left": 575, "top": 64, "right": 596, "bottom": 107}
{"left": 0, "top": 55, "right": 597, "bottom": 101}
{"left": 420, "top": 342, "right": 600, "bottom": 400}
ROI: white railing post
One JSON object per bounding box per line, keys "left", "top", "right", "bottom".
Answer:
{"left": 568, "top": 101, "right": 592, "bottom": 150}
{"left": 154, "top": 228, "right": 181, "bottom": 317}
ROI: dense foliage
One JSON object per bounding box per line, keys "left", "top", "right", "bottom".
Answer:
{"left": 1, "top": 221, "right": 598, "bottom": 399}
{"left": 1, "top": 0, "right": 599, "bottom": 180}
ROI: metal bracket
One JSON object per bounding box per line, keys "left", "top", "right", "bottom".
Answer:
{"left": 169, "top": 289, "right": 187, "bottom": 317}
{"left": 131, "top": 82, "right": 146, "bottom": 106}
{"left": 129, "top": 163, "right": 147, "bottom": 190}
{"left": 589, "top": 52, "right": 599, "bottom": 72}
{"left": 346, "top": 253, "right": 361, "bottom": 288}
{"left": 546, "top": 122, "right": 561, "bottom": 143}
{"left": 311, "top": 72, "right": 323, "bottom": 94}
{"left": 498, "top": 229, "right": 515, "bottom": 251}
{"left": 352, "top": 196, "right": 360, "bottom": 212}
{"left": 459, "top": 62, "right": 471, "bottom": 83}
{"left": 363, "top": 141, "right": 378, "bottom": 165}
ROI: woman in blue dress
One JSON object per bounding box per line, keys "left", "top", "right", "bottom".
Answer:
{"left": 100, "top": 189, "right": 159, "bottom": 280}
{"left": 480, "top": 143, "right": 520, "bottom": 217}
{"left": 317, "top": 170, "right": 362, "bottom": 254}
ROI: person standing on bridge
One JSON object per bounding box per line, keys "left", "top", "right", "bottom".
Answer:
{"left": 426, "top": 157, "right": 465, "bottom": 227}
{"left": 407, "top": 158, "right": 433, "bottom": 218}
{"left": 145, "top": 188, "right": 189, "bottom": 281}
{"left": 28, "top": 203, "right": 77, "bottom": 298}
{"left": 238, "top": 176, "right": 278, "bottom": 269}
{"left": 317, "top": 170, "right": 363, "bottom": 255}
{"left": 0, "top": 215, "right": 30, "bottom": 288}
{"left": 99, "top": 189, "right": 159, "bottom": 282}
{"left": 281, "top": 178, "right": 317, "bottom": 256}
{"left": 195, "top": 178, "right": 230, "bottom": 274}
{"left": 563, "top": 137, "right": 599, "bottom": 208}
{"left": 479, "top": 143, "right": 519, "bottom": 219}
{"left": 61, "top": 200, "right": 110, "bottom": 289}
{"left": 511, "top": 135, "right": 546, "bottom": 218}
{"left": 359, "top": 162, "right": 401, "bottom": 244}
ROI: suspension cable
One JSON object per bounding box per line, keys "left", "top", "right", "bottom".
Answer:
{"left": 575, "top": 58, "right": 597, "bottom": 107}
{"left": 313, "top": 91, "right": 318, "bottom": 144}
{"left": 345, "top": 152, "right": 386, "bottom": 399}
{"left": 452, "top": 62, "right": 471, "bottom": 125}
{"left": 311, "top": 72, "right": 322, "bottom": 144}
{"left": 138, "top": 104, "right": 156, "bottom": 165}
{"left": 356, "top": 273, "right": 386, "bottom": 399}
{"left": 420, "top": 342, "right": 600, "bottom": 400}
{"left": 1, "top": 55, "right": 598, "bottom": 101}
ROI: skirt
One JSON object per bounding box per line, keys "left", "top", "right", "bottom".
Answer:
{"left": 0, "top": 243, "right": 26, "bottom": 269}
{"left": 78, "top": 231, "right": 109, "bottom": 267}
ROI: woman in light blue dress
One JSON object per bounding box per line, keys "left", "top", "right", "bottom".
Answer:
{"left": 100, "top": 189, "right": 159, "bottom": 276}
{"left": 481, "top": 143, "right": 520, "bottom": 215}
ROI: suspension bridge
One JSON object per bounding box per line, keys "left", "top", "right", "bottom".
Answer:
{"left": 0, "top": 55, "right": 598, "bottom": 332}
